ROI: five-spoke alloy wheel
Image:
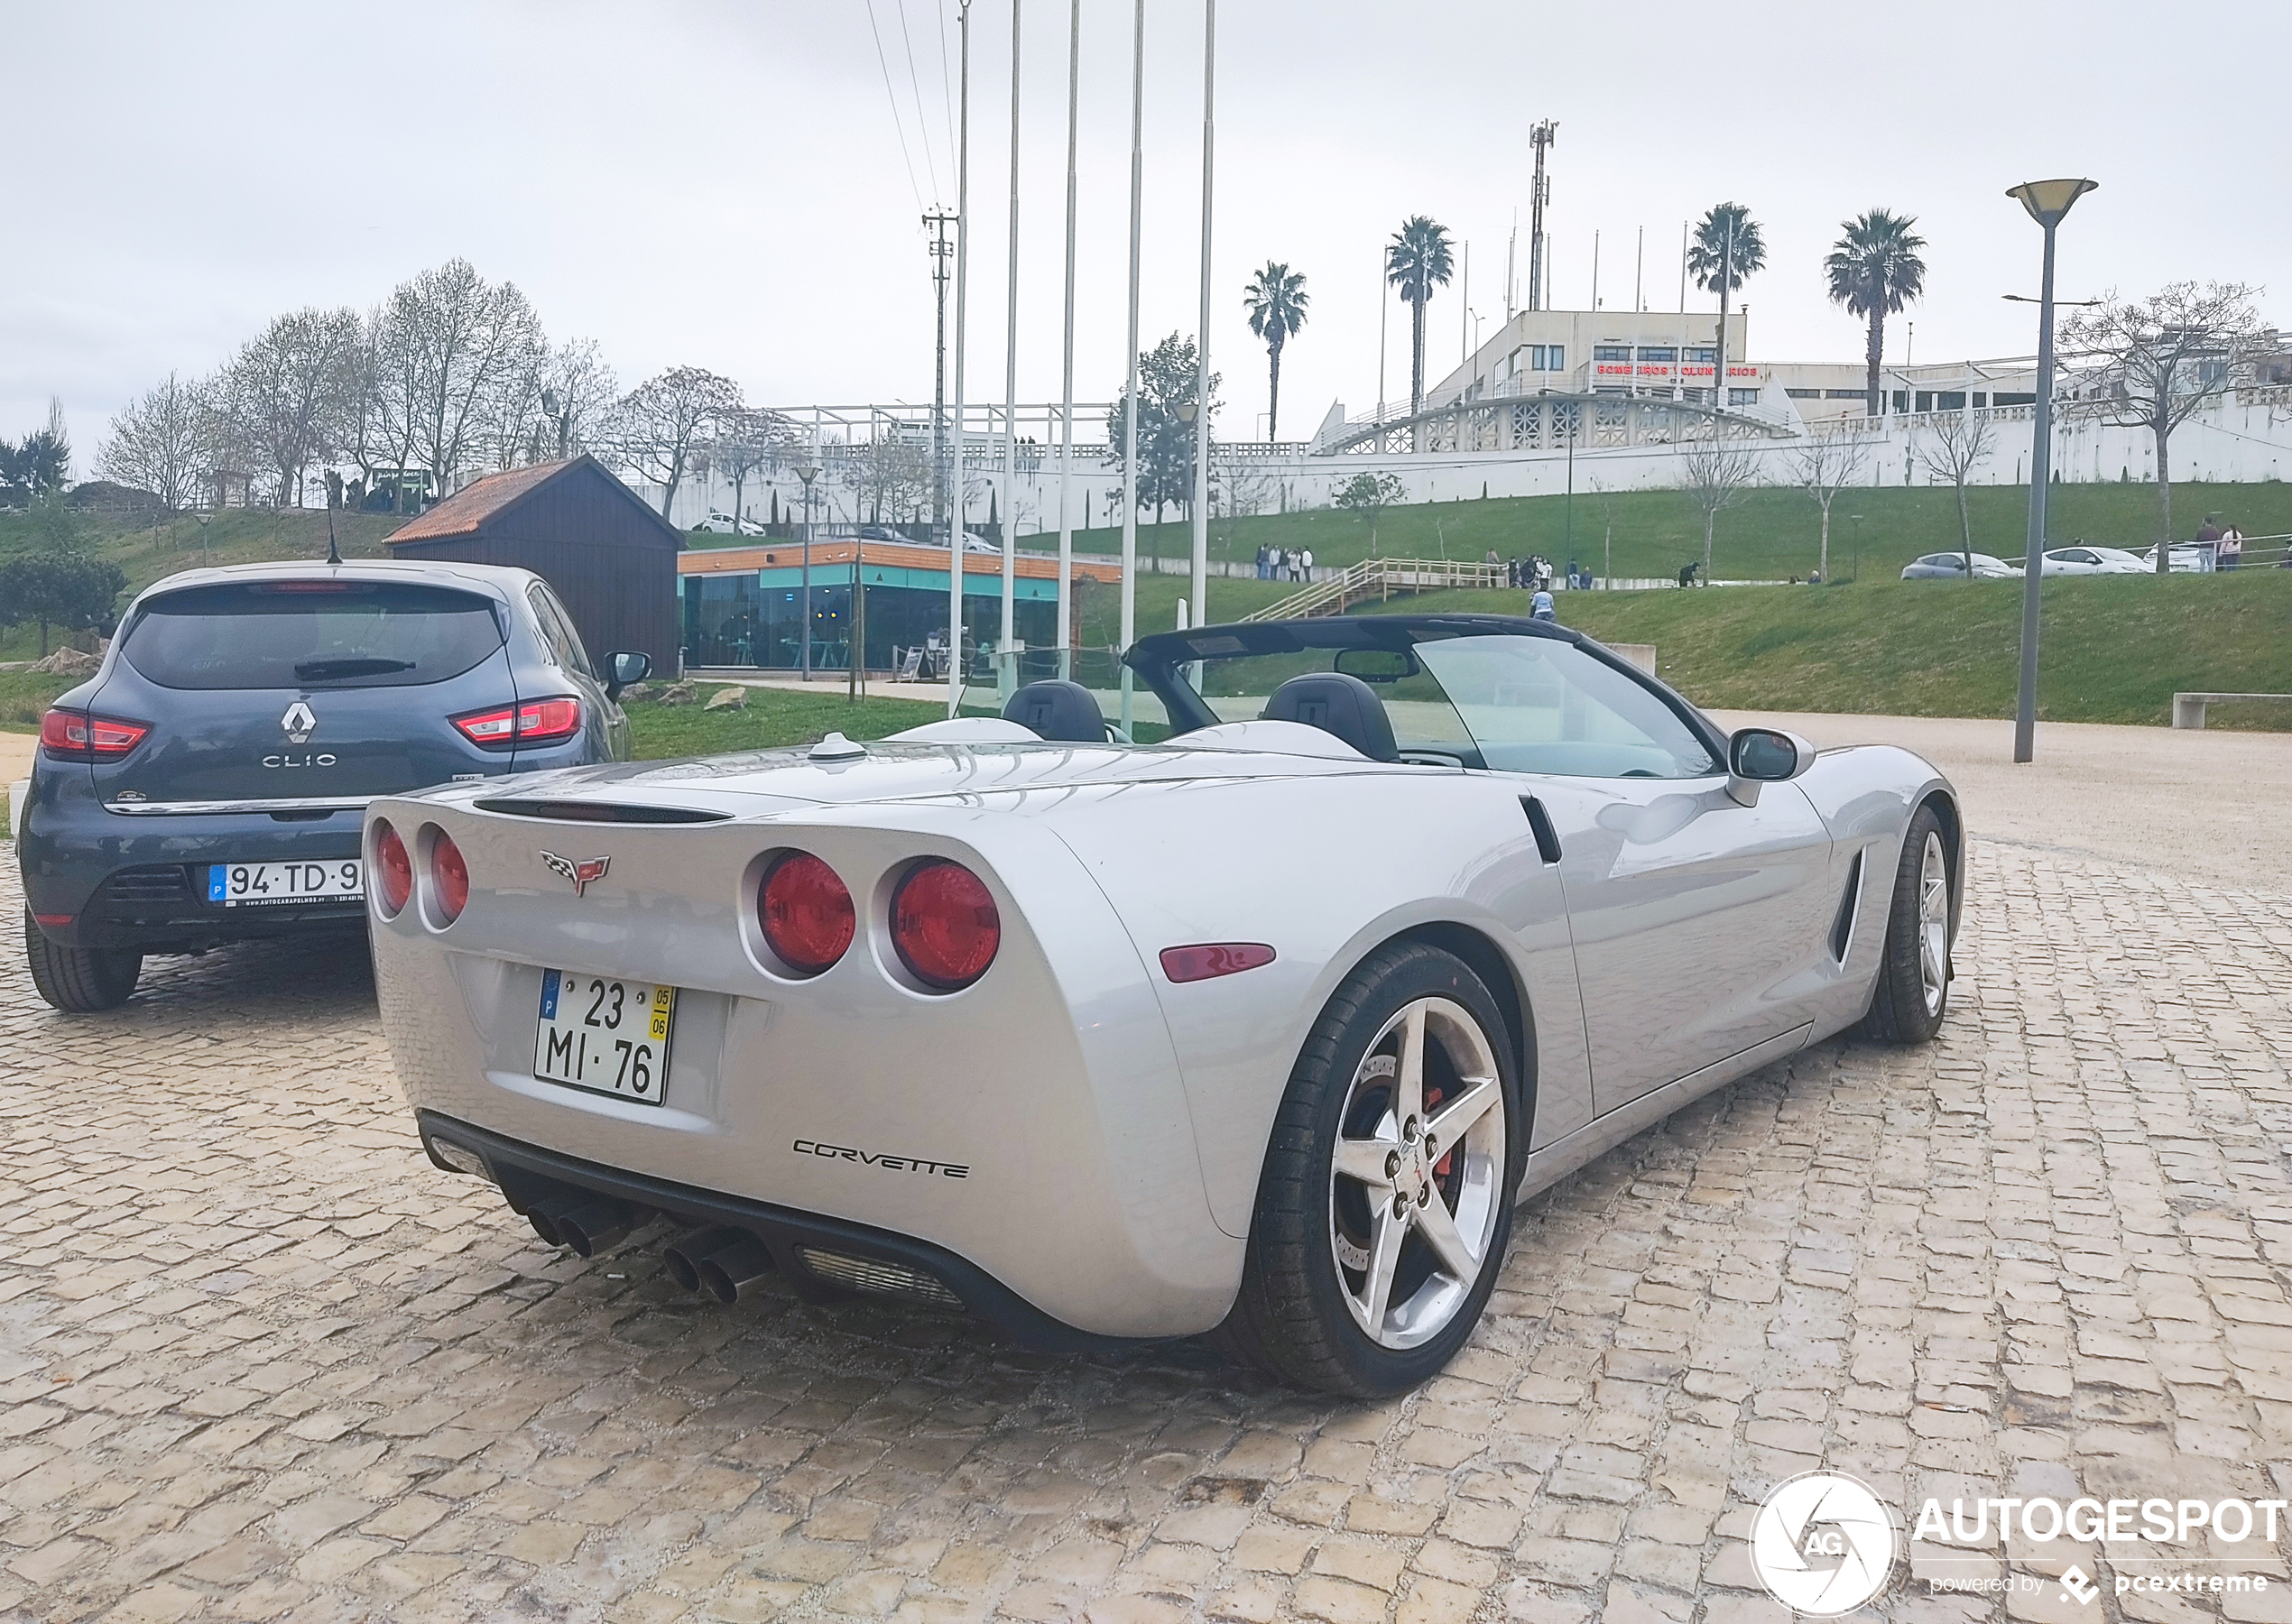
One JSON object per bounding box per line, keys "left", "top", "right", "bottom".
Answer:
{"left": 1220, "top": 941, "right": 1522, "bottom": 1396}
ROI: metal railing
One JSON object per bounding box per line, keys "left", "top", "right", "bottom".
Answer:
{"left": 1239, "top": 557, "right": 1509, "bottom": 622}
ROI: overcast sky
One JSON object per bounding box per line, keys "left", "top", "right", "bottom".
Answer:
{"left": 5, "top": 0, "right": 2285, "bottom": 457}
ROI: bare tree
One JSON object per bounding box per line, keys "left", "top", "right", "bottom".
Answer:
{"left": 1916, "top": 412, "right": 1998, "bottom": 574}
{"left": 612, "top": 367, "right": 743, "bottom": 517}
{"left": 1788, "top": 430, "right": 1869, "bottom": 581}
{"left": 376, "top": 259, "right": 547, "bottom": 503}
{"left": 541, "top": 338, "right": 619, "bottom": 458}
{"left": 96, "top": 373, "right": 211, "bottom": 512}
{"left": 1678, "top": 436, "right": 1759, "bottom": 579}
{"left": 2060, "top": 281, "right": 2267, "bottom": 572}
{"left": 211, "top": 308, "right": 362, "bottom": 506}
{"left": 710, "top": 406, "right": 790, "bottom": 525}
{"left": 845, "top": 433, "right": 930, "bottom": 527}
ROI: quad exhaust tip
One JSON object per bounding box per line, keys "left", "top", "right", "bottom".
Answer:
{"left": 661, "top": 1226, "right": 749, "bottom": 1293}
{"left": 528, "top": 1194, "right": 635, "bottom": 1258}
{"left": 694, "top": 1234, "right": 775, "bottom": 1304}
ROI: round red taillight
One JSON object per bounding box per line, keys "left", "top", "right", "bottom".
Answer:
{"left": 892, "top": 860, "right": 1000, "bottom": 991}
{"left": 374, "top": 821, "right": 412, "bottom": 915}
{"left": 430, "top": 831, "right": 469, "bottom": 924}
{"left": 759, "top": 851, "right": 855, "bottom": 974}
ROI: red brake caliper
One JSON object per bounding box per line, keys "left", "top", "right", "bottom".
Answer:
{"left": 1425, "top": 1085, "right": 1454, "bottom": 1180}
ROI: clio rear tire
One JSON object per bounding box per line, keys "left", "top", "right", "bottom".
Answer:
{"left": 24, "top": 909, "right": 143, "bottom": 1013}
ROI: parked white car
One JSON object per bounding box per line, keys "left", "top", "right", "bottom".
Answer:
{"left": 2039, "top": 545, "right": 2148, "bottom": 576}
{"left": 2139, "top": 544, "right": 2211, "bottom": 573}
{"left": 1900, "top": 552, "right": 2022, "bottom": 580}
{"left": 693, "top": 512, "right": 765, "bottom": 537}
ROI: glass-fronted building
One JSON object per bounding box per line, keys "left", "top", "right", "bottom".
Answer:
{"left": 679, "top": 540, "right": 1118, "bottom": 678}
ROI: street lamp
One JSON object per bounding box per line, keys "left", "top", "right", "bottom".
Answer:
{"left": 795, "top": 461, "right": 819, "bottom": 682}
{"left": 2006, "top": 177, "right": 2097, "bottom": 765}
{"left": 540, "top": 389, "right": 570, "bottom": 461}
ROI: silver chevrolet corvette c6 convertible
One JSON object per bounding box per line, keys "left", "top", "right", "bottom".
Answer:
{"left": 366, "top": 614, "right": 1962, "bottom": 1396}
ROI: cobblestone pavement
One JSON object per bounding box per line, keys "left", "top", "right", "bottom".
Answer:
{"left": 4, "top": 844, "right": 2290, "bottom": 1624}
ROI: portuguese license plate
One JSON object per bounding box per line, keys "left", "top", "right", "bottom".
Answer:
{"left": 207, "top": 860, "right": 364, "bottom": 907}
{"left": 532, "top": 970, "right": 677, "bottom": 1104}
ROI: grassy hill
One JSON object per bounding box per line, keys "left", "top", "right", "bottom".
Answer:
{"left": 1058, "top": 478, "right": 2292, "bottom": 584}
{"left": 1387, "top": 571, "right": 2292, "bottom": 730}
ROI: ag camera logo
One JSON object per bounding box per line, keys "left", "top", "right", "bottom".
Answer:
{"left": 1751, "top": 1472, "right": 1898, "bottom": 1615}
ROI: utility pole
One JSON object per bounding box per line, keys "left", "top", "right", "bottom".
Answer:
{"left": 924, "top": 208, "right": 957, "bottom": 536}
{"left": 946, "top": 1, "right": 973, "bottom": 715}
{"left": 1118, "top": 0, "right": 1144, "bottom": 734}
{"left": 1000, "top": 0, "right": 1022, "bottom": 700}
{"left": 1057, "top": 0, "right": 1080, "bottom": 679}
{"left": 1188, "top": 0, "right": 1215, "bottom": 634}
{"left": 1526, "top": 120, "right": 1556, "bottom": 311}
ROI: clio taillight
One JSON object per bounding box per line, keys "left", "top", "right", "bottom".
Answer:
{"left": 40, "top": 709, "right": 149, "bottom": 761}
{"left": 450, "top": 696, "right": 582, "bottom": 747}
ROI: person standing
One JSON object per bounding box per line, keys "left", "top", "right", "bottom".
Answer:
{"left": 1298, "top": 548, "right": 1314, "bottom": 582}
{"left": 2219, "top": 523, "right": 2243, "bottom": 570}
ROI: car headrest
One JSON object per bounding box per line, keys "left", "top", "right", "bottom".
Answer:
{"left": 1261, "top": 671, "right": 1398, "bottom": 761}
{"left": 1003, "top": 679, "right": 1105, "bottom": 743}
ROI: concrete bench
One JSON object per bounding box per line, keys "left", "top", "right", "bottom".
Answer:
{"left": 2172, "top": 692, "right": 2292, "bottom": 729}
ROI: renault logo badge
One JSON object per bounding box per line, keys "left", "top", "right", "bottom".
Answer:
{"left": 281, "top": 701, "right": 318, "bottom": 744}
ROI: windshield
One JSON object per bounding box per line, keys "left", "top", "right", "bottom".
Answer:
{"left": 122, "top": 580, "right": 506, "bottom": 690}
{"left": 1178, "top": 632, "right": 1720, "bottom": 780}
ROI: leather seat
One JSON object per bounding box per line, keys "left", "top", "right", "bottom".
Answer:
{"left": 1003, "top": 679, "right": 1106, "bottom": 743}
{"left": 1261, "top": 671, "right": 1399, "bottom": 761}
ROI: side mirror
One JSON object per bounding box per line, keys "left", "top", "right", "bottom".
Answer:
{"left": 1724, "top": 727, "right": 1813, "bottom": 805}
{"left": 604, "top": 651, "right": 652, "bottom": 699}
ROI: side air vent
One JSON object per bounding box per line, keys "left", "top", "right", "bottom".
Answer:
{"left": 1829, "top": 850, "right": 1865, "bottom": 963}
{"left": 473, "top": 799, "right": 729, "bottom": 825}
{"left": 798, "top": 1248, "right": 963, "bottom": 1308}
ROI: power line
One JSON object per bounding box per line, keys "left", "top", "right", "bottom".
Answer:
{"left": 865, "top": 0, "right": 928, "bottom": 212}
{"left": 896, "top": 0, "right": 942, "bottom": 201}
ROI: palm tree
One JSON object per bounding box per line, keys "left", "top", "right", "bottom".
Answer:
{"left": 1386, "top": 217, "right": 1455, "bottom": 414}
{"left": 1242, "top": 263, "right": 1309, "bottom": 442}
{"left": 1686, "top": 203, "right": 1765, "bottom": 409}
{"left": 1825, "top": 209, "right": 1927, "bottom": 418}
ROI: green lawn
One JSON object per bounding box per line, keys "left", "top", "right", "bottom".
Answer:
{"left": 625, "top": 687, "right": 945, "bottom": 758}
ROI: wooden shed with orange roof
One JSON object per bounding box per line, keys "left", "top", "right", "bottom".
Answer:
{"left": 383, "top": 457, "right": 683, "bottom": 671}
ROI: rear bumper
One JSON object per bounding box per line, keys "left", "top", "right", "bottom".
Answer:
{"left": 419, "top": 1112, "right": 1160, "bottom": 1354}
{"left": 19, "top": 777, "right": 369, "bottom": 951}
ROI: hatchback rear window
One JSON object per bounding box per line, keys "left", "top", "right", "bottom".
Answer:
{"left": 121, "top": 581, "right": 506, "bottom": 690}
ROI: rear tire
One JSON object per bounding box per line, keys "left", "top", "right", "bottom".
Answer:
{"left": 1859, "top": 806, "right": 1953, "bottom": 1045}
{"left": 1217, "top": 942, "right": 1520, "bottom": 1397}
{"left": 24, "top": 909, "right": 142, "bottom": 1012}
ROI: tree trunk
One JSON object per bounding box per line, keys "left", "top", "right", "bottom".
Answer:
{"left": 1704, "top": 510, "right": 1715, "bottom": 577}
{"left": 1267, "top": 338, "right": 1282, "bottom": 442}
{"left": 1409, "top": 298, "right": 1426, "bottom": 414}
{"left": 1865, "top": 307, "right": 1885, "bottom": 417}
{"left": 2154, "top": 420, "right": 2174, "bottom": 576}
{"left": 1957, "top": 480, "right": 1973, "bottom": 576}
{"left": 38, "top": 620, "right": 50, "bottom": 658}
{"left": 1818, "top": 497, "right": 1831, "bottom": 579}
{"left": 661, "top": 458, "right": 679, "bottom": 518}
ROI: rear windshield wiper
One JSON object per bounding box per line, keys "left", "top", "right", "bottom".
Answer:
{"left": 294, "top": 657, "right": 415, "bottom": 680}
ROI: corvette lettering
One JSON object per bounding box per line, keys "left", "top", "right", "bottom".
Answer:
{"left": 793, "top": 1139, "right": 968, "bottom": 1177}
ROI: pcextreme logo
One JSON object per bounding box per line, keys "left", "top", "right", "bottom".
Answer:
{"left": 1749, "top": 1472, "right": 1898, "bottom": 1615}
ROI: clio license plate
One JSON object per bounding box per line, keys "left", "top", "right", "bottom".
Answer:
{"left": 208, "top": 860, "right": 364, "bottom": 907}
{"left": 532, "top": 970, "right": 677, "bottom": 1104}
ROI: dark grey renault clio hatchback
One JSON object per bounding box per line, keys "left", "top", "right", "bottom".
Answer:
{"left": 18, "top": 559, "right": 652, "bottom": 1010}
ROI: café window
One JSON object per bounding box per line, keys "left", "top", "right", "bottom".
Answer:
{"left": 1637, "top": 346, "right": 1677, "bottom": 363}
{"left": 1593, "top": 345, "right": 1632, "bottom": 363}
{"left": 1686, "top": 346, "right": 1717, "bottom": 364}
{"left": 1729, "top": 387, "right": 1760, "bottom": 406}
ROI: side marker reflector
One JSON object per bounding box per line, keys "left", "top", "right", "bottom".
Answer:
{"left": 1160, "top": 942, "right": 1276, "bottom": 983}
